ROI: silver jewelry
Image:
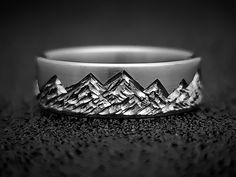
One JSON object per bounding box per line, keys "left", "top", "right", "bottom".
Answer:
{"left": 36, "top": 46, "right": 202, "bottom": 117}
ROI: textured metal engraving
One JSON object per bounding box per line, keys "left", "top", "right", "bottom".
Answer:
{"left": 38, "top": 71, "right": 202, "bottom": 116}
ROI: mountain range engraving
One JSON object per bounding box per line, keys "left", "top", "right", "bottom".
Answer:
{"left": 38, "top": 71, "right": 202, "bottom": 116}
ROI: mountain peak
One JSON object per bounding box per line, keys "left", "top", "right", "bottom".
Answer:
{"left": 66, "top": 73, "right": 105, "bottom": 92}
{"left": 40, "top": 75, "right": 57, "bottom": 91}
{"left": 144, "top": 78, "right": 169, "bottom": 97}
{"left": 82, "top": 73, "right": 100, "bottom": 82}
{"left": 104, "top": 70, "right": 129, "bottom": 86}
{"left": 191, "top": 72, "right": 200, "bottom": 85}
{"left": 179, "top": 79, "right": 188, "bottom": 88}
{"left": 105, "top": 70, "right": 144, "bottom": 91}
{"left": 47, "top": 74, "right": 58, "bottom": 82}
{"left": 102, "top": 70, "right": 146, "bottom": 104}
{"left": 167, "top": 79, "right": 189, "bottom": 102}
{"left": 40, "top": 75, "right": 66, "bottom": 92}
{"left": 121, "top": 70, "right": 132, "bottom": 80}
{"left": 39, "top": 75, "right": 67, "bottom": 105}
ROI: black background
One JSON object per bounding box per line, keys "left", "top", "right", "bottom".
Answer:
{"left": 0, "top": 0, "right": 235, "bottom": 105}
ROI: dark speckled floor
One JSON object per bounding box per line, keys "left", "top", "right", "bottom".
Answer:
{"left": 0, "top": 100, "right": 236, "bottom": 177}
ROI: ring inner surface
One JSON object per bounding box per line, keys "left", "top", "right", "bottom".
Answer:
{"left": 45, "top": 47, "right": 194, "bottom": 63}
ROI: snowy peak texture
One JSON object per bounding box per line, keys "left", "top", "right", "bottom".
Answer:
{"left": 39, "top": 75, "right": 67, "bottom": 105}
{"left": 38, "top": 71, "right": 202, "bottom": 116}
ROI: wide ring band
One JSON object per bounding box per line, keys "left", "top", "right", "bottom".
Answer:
{"left": 36, "top": 46, "right": 203, "bottom": 118}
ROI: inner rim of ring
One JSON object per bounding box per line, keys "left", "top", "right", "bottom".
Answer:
{"left": 44, "top": 46, "right": 194, "bottom": 64}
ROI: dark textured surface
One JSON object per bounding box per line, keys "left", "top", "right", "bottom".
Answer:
{"left": 0, "top": 100, "right": 236, "bottom": 177}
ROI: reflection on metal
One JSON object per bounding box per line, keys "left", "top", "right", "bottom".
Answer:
{"left": 38, "top": 71, "right": 202, "bottom": 116}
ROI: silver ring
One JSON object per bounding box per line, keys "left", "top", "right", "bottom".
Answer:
{"left": 35, "top": 46, "right": 203, "bottom": 118}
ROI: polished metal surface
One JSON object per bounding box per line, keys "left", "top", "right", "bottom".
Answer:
{"left": 37, "top": 46, "right": 201, "bottom": 93}
{"left": 36, "top": 46, "right": 202, "bottom": 117}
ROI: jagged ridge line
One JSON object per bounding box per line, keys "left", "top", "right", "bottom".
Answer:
{"left": 41, "top": 71, "right": 190, "bottom": 97}
{"left": 39, "top": 72, "right": 199, "bottom": 103}
{"left": 39, "top": 71, "right": 201, "bottom": 115}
